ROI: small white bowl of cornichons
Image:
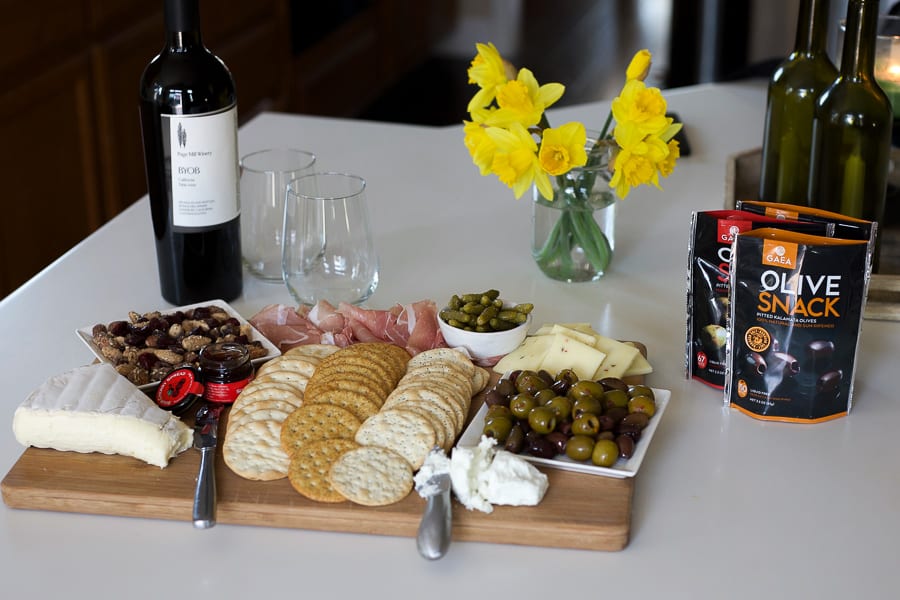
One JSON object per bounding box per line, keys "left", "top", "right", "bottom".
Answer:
{"left": 437, "top": 291, "right": 532, "bottom": 360}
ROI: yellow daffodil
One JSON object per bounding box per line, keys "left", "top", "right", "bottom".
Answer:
{"left": 485, "top": 68, "right": 565, "bottom": 128}
{"left": 538, "top": 122, "right": 588, "bottom": 176}
{"left": 626, "top": 49, "right": 652, "bottom": 81}
{"left": 463, "top": 120, "right": 496, "bottom": 175}
{"left": 658, "top": 139, "right": 680, "bottom": 177}
{"left": 485, "top": 123, "right": 552, "bottom": 199}
{"left": 467, "top": 42, "right": 509, "bottom": 112}
{"left": 463, "top": 42, "right": 680, "bottom": 203}
{"left": 609, "top": 126, "right": 670, "bottom": 198}
{"left": 611, "top": 80, "right": 669, "bottom": 137}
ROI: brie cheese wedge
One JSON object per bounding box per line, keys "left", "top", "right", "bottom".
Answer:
{"left": 12, "top": 363, "right": 193, "bottom": 468}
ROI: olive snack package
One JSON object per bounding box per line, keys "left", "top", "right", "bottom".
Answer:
{"left": 685, "top": 210, "right": 827, "bottom": 389}
{"left": 725, "top": 228, "right": 871, "bottom": 423}
{"left": 735, "top": 200, "right": 876, "bottom": 245}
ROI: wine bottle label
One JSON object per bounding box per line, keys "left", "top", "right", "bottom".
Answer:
{"left": 163, "top": 105, "right": 239, "bottom": 230}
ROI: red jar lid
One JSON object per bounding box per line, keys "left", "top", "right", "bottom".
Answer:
{"left": 155, "top": 366, "right": 204, "bottom": 415}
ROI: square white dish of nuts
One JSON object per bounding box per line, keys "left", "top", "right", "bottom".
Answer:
{"left": 76, "top": 300, "right": 280, "bottom": 392}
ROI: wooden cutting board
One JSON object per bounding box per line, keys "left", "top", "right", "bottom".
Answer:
{"left": 2, "top": 355, "right": 648, "bottom": 552}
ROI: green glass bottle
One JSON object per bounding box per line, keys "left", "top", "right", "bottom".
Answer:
{"left": 759, "top": 0, "right": 837, "bottom": 205}
{"left": 808, "top": 0, "right": 891, "bottom": 225}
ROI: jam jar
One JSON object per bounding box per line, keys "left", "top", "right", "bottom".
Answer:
{"left": 198, "top": 342, "right": 253, "bottom": 404}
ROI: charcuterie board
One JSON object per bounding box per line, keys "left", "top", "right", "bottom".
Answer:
{"left": 2, "top": 344, "right": 657, "bottom": 552}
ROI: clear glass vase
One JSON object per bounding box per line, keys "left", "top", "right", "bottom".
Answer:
{"left": 531, "top": 157, "right": 616, "bottom": 282}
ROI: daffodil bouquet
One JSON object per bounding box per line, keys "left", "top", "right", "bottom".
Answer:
{"left": 464, "top": 44, "right": 682, "bottom": 280}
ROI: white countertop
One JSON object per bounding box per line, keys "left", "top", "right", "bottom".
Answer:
{"left": 2, "top": 80, "right": 899, "bottom": 599}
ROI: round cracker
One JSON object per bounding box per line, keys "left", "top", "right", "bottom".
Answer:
{"left": 408, "top": 347, "right": 475, "bottom": 377}
{"left": 251, "top": 369, "right": 310, "bottom": 392}
{"left": 288, "top": 438, "right": 359, "bottom": 502}
{"left": 283, "top": 344, "right": 340, "bottom": 360}
{"left": 232, "top": 385, "right": 303, "bottom": 415}
{"left": 280, "top": 403, "right": 362, "bottom": 455}
{"left": 257, "top": 357, "right": 319, "bottom": 378}
{"left": 227, "top": 398, "right": 296, "bottom": 432}
{"left": 391, "top": 403, "right": 449, "bottom": 451}
{"left": 354, "top": 409, "right": 436, "bottom": 470}
{"left": 308, "top": 388, "right": 380, "bottom": 421}
{"left": 328, "top": 446, "right": 413, "bottom": 506}
{"left": 223, "top": 419, "right": 289, "bottom": 481}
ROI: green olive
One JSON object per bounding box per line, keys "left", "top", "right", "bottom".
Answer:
{"left": 533, "top": 388, "right": 557, "bottom": 405}
{"left": 628, "top": 395, "right": 657, "bottom": 417}
{"left": 485, "top": 405, "right": 512, "bottom": 420}
{"left": 565, "top": 435, "right": 595, "bottom": 461}
{"left": 509, "top": 393, "right": 537, "bottom": 420}
{"left": 572, "top": 396, "right": 604, "bottom": 418}
{"left": 567, "top": 380, "right": 606, "bottom": 404}
{"left": 545, "top": 396, "right": 573, "bottom": 421}
{"left": 482, "top": 415, "right": 513, "bottom": 442}
{"left": 571, "top": 413, "right": 601, "bottom": 436}
{"left": 591, "top": 439, "right": 620, "bottom": 467}
{"left": 628, "top": 384, "right": 655, "bottom": 401}
{"left": 516, "top": 371, "right": 549, "bottom": 395}
{"left": 527, "top": 406, "right": 557, "bottom": 435}
{"left": 604, "top": 389, "right": 630, "bottom": 409}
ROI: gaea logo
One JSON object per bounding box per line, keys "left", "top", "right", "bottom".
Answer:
{"left": 761, "top": 238, "right": 798, "bottom": 268}
{"left": 717, "top": 219, "right": 751, "bottom": 243}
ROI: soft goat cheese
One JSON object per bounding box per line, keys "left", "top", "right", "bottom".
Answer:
{"left": 12, "top": 363, "right": 193, "bottom": 468}
{"left": 414, "top": 448, "right": 451, "bottom": 498}
{"left": 449, "top": 436, "right": 548, "bottom": 513}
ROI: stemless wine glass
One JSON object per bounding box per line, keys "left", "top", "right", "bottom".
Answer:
{"left": 240, "top": 148, "right": 316, "bottom": 280}
{"left": 282, "top": 172, "right": 379, "bottom": 306}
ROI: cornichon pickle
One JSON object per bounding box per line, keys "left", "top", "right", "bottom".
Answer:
{"left": 440, "top": 309, "right": 472, "bottom": 324}
{"left": 461, "top": 302, "right": 486, "bottom": 315}
{"left": 443, "top": 290, "right": 531, "bottom": 333}
{"left": 476, "top": 306, "right": 498, "bottom": 326}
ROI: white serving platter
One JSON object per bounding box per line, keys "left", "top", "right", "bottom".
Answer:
{"left": 456, "top": 387, "right": 671, "bottom": 478}
{"left": 76, "top": 299, "right": 280, "bottom": 391}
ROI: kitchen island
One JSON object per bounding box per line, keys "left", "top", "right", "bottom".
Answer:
{"left": 1, "top": 80, "right": 898, "bottom": 599}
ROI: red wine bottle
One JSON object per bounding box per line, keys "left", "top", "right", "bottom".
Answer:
{"left": 139, "top": 0, "right": 242, "bottom": 305}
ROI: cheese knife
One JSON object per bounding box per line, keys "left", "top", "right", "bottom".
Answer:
{"left": 416, "top": 449, "right": 452, "bottom": 560}
{"left": 192, "top": 403, "right": 223, "bottom": 529}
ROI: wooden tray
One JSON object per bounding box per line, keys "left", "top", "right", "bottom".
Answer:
{"left": 726, "top": 147, "right": 900, "bottom": 321}
{"left": 1, "top": 361, "right": 650, "bottom": 552}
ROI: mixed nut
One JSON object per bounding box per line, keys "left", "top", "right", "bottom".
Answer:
{"left": 90, "top": 304, "right": 268, "bottom": 386}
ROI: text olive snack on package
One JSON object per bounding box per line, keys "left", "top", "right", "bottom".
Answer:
{"left": 725, "top": 228, "right": 870, "bottom": 423}
{"left": 686, "top": 210, "right": 827, "bottom": 389}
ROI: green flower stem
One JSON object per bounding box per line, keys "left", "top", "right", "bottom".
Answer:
{"left": 568, "top": 206, "right": 611, "bottom": 270}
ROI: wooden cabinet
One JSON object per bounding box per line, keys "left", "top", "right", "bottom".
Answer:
{"left": 0, "top": 0, "right": 451, "bottom": 297}
{"left": 0, "top": 0, "right": 292, "bottom": 298}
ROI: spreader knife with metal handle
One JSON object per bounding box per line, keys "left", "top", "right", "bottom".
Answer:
{"left": 192, "top": 404, "right": 222, "bottom": 529}
{"left": 416, "top": 449, "right": 452, "bottom": 560}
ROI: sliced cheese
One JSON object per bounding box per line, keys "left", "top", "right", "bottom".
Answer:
{"left": 534, "top": 322, "right": 594, "bottom": 337}
{"left": 539, "top": 333, "right": 606, "bottom": 380}
{"left": 12, "top": 363, "right": 193, "bottom": 468}
{"left": 592, "top": 335, "right": 642, "bottom": 379}
{"left": 493, "top": 334, "right": 554, "bottom": 374}
{"left": 623, "top": 343, "right": 654, "bottom": 377}
{"left": 548, "top": 324, "right": 597, "bottom": 346}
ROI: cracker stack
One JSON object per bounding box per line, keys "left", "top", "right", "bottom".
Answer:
{"left": 282, "top": 343, "right": 410, "bottom": 503}
{"left": 222, "top": 344, "right": 338, "bottom": 481}
{"left": 224, "top": 342, "right": 490, "bottom": 507}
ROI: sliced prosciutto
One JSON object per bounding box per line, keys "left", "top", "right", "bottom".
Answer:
{"left": 249, "top": 299, "right": 447, "bottom": 356}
